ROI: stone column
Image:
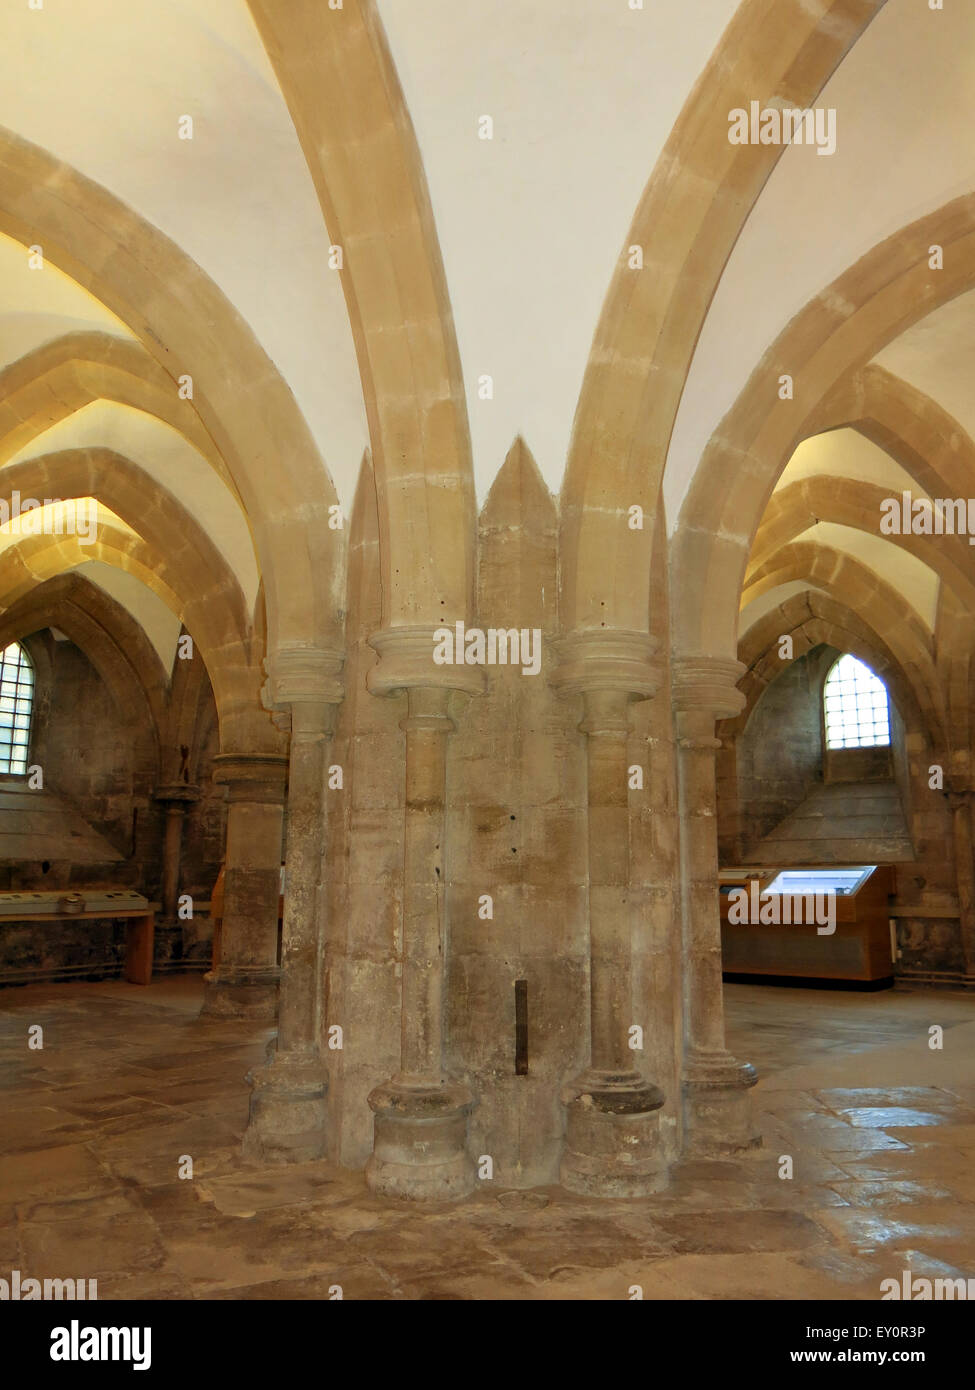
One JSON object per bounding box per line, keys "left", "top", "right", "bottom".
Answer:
{"left": 552, "top": 630, "right": 667, "bottom": 1197}
{"left": 948, "top": 787, "right": 975, "bottom": 981}
{"left": 244, "top": 648, "right": 343, "bottom": 1164}
{"left": 364, "top": 627, "right": 484, "bottom": 1200}
{"left": 155, "top": 784, "right": 199, "bottom": 919}
{"left": 153, "top": 783, "right": 199, "bottom": 971}
{"left": 201, "top": 754, "right": 287, "bottom": 1020}
{"left": 673, "top": 656, "right": 759, "bottom": 1155}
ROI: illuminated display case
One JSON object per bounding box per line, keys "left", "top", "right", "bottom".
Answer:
{"left": 719, "top": 864, "right": 895, "bottom": 988}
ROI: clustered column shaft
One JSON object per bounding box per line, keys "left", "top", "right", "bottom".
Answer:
{"left": 583, "top": 689, "right": 639, "bottom": 1075}
{"left": 243, "top": 649, "right": 343, "bottom": 1164}
{"left": 363, "top": 627, "right": 484, "bottom": 1200}
{"left": 674, "top": 657, "right": 759, "bottom": 1156}
{"left": 948, "top": 788, "right": 975, "bottom": 980}
{"left": 554, "top": 630, "right": 666, "bottom": 1197}
{"left": 202, "top": 755, "right": 287, "bottom": 1021}
{"left": 366, "top": 683, "right": 475, "bottom": 1198}
{"left": 398, "top": 687, "right": 452, "bottom": 1081}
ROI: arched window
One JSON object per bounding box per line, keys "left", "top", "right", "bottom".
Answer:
{"left": 823, "top": 654, "right": 890, "bottom": 750}
{"left": 0, "top": 642, "right": 34, "bottom": 774}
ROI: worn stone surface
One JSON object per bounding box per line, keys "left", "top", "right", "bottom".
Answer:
{"left": 4, "top": 976, "right": 974, "bottom": 1299}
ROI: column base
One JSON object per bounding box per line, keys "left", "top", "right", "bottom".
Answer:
{"left": 683, "top": 1050, "right": 760, "bottom": 1156}
{"left": 365, "top": 1077, "right": 475, "bottom": 1201}
{"left": 150, "top": 918, "right": 183, "bottom": 971}
{"left": 201, "top": 965, "right": 279, "bottom": 1020}
{"left": 242, "top": 1047, "right": 327, "bottom": 1164}
{"left": 560, "top": 1070, "right": 668, "bottom": 1197}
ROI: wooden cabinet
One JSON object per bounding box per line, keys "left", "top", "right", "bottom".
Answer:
{"left": 719, "top": 864, "right": 895, "bottom": 987}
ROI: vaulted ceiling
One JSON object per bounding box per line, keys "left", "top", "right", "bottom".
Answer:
{"left": 0, "top": 0, "right": 971, "bottom": 723}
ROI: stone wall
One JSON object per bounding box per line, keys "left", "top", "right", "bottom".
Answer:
{"left": 26, "top": 631, "right": 150, "bottom": 886}
{"left": 175, "top": 702, "right": 225, "bottom": 969}
{"left": 0, "top": 628, "right": 223, "bottom": 984}
{"left": 730, "top": 646, "right": 832, "bottom": 849}
{"left": 717, "top": 640, "right": 962, "bottom": 977}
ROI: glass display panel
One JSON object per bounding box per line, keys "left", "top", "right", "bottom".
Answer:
{"left": 765, "top": 866, "right": 874, "bottom": 897}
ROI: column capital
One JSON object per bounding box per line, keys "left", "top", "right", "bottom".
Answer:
{"left": 672, "top": 654, "right": 746, "bottom": 721}
{"left": 153, "top": 783, "right": 200, "bottom": 806}
{"left": 212, "top": 753, "right": 288, "bottom": 803}
{"left": 262, "top": 645, "right": 344, "bottom": 710}
{"left": 551, "top": 628, "right": 659, "bottom": 702}
{"left": 367, "top": 624, "right": 487, "bottom": 699}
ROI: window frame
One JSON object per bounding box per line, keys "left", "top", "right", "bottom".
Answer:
{"left": 822, "top": 652, "right": 891, "bottom": 752}
{"left": 0, "top": 640, "right": 34, "bottom": 776}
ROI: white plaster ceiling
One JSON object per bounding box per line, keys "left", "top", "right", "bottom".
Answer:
{"left": 776, "top": 429, "right": 924, "bottom": 500}
{"left": 874, "top": 290, "right": 975, "bottom": 448}
{"left": 667, "top": 0, "right": 975, "bottom": 528}
{"left": 377, "top": 0, "right": 741, "bottom": 496}
{"left": 749, "top": 430, "right": 944, "bottom": 645}
{"left": 0, "top": 499, "right": 132, "bottom": 548}
{"left": 0, "top": 233, "right": 133, "bottom": 370}
{"left": 76, "top": 562, "right": 182, "bottom": 675}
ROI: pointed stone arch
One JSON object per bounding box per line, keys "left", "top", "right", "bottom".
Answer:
{"left": 741, "top": 543, "right": 945, "bottom": 749}
{"left": 672, "top": 192, "right": 975, "bottom": 662}
{"left": 0, "top": 448, "right": 250, "bottom": 651}
{"left": 0, "top": 332, "right": 231, "bottom": 490}
{"left": 0, "top": 573, "right": 167, "bottom": 777}
{"left": 734, "top": 591, "right": 927, "bottom": 748}
{"left": 719, "top": 589, "right": 937, "bottom": 865}
{"left": 246, "top": 0, "right": 476, "bottom": 652}
{"left": 0, "top": 525, "right": 271, "bottom": 753}
{"left": 750, "top": 476, "right": 975, "bottom": 610}
{"left": 811, "top": 364, "right": 975, "bottom": 506}
{"left": 0, "top": 126, "right": 343, "bottom": 658}
{"left": 560, "top": 0, "right": 887, "bottom": 637}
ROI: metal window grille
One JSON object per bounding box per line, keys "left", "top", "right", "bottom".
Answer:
{"left": 823, "top": 653, "right": 890, "bottom": 750}
{"left": 0, "top": 642, "right": 34, "bottom": 774}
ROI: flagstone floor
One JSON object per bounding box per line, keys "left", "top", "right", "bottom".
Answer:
{"left": 2, "top": 977, "right": 974, "bottom": 1300}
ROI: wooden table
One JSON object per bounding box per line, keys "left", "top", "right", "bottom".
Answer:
{"left": 0, "top": 891, "right": 155, "bottom": 985}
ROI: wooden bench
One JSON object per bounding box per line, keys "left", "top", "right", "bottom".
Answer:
{"left": 0, "top": 890, "right": 155, "bottom": 985}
